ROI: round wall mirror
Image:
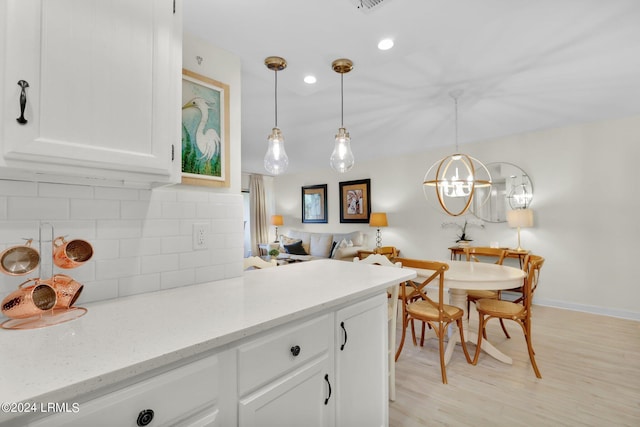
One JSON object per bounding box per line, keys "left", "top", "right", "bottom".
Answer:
{"left": 470, "top": 162, "right": 533, "bottom": 223}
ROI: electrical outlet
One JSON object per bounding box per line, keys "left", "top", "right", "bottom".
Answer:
{"left": 193, "top": 223, "right": 209, "bottom": 250}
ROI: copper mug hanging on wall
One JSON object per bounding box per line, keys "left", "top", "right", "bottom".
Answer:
{"left": 1, "top": 279, "right": 57, "bottom": 319}
{"left": 53, "top": 237, "right": 93, "bottom": 269}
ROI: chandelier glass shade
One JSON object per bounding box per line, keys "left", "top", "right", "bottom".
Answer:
{"left": 422, "top": 91, "right": 491, "bottom": 216}
{"left": 330, "top": 59, "right": 355, "bottom": 173}
{"left": 263, "top": 56, "right": 289, "bottom": 175}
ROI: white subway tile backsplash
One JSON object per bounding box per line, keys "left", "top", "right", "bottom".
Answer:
{"left": 90, "top": 239, "right": 120, "bottom": 260}
{"left": 70, "top": 199, "right": 120, "bottom": 219}
{"left": 161, "top": 235, "right": 192, "bottom": 254}
{"left": 39, "top": 182, "right": 93, "bottom": 199}
{"left": 8, "top": 196, "right": 69, "bottom": 220}
{"left": 97, "top": 220, "right": 143, "bottom": 239}
{"left": 95, "top": 257, "right": 140, "bottom": 280}
{"left": 179, "top": 249, "right": 216, "bottom": 269}
{"left": 94, "top": 187, "right": 140, "bottom": 201}
{"left": 0, "top": 180, "right": 243, "bottom": 315}
{"left": 160, "top": 269, "right": 196, "bottom": 290}
{"left": 121, "top": 200, "right": 163, "bottom": 219}
{"left": 118, "top": 274, "right": 161, "bottom": 297}
{"left": 48, "top": 220, "right": 97, "bottom": 240}
{"left": 77, "top": 279, "right": 119, "bottom": 304}
{"left": 0, "top": 180, "right": 37, "bottom": 197}
{"left": 119, "top": 237, "right": 163, "bottom": 258}
{"left": 195, "top": 265, "right": 226, "bottom": 283}
{"left": 162, "top": 201, "right": 197, "bottom": 218}
{"left": 140, "top": 253, "right": 180, "bottom": 274}
{"left": 142, "top": 219, "right": 180, "bottom": 237}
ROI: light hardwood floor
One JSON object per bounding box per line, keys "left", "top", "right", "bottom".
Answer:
{"left": 390, "top": 305, "right": 640, "bottom": 426}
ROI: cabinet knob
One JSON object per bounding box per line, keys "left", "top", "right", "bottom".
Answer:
{"left": 137, "top": 409, "right": 154, "bottom": 426}
{"left": 290, "top": 345, "right": 301, "bottom": 357}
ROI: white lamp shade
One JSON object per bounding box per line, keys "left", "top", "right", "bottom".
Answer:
{"left": 507, "top": 208, "right": 534, "bottom": 228}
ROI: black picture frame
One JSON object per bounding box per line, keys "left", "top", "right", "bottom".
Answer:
{"left": 339, "top": 179, "right": 371, "bottom": 223}
{"left": 302, "top": 184, "right": 328, "bottom": 223}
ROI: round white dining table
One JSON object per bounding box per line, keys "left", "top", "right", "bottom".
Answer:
{"left": 410, "top": 260, "right": 525, "bottom": 365}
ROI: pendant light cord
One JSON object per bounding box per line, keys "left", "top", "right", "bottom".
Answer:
{"left": 274, "top": 70, "right": 278, "bottom": 127}
{"left": 340, "top": 73, "right": 344, "bottom": 127}
{"left": 454, "top": 95, "right": 459, "bottom": 152}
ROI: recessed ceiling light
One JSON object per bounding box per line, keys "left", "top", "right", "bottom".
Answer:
{"left": 304, "top": 75, "right": 317, "bottom": 84}
{"left": 378, "top": 38, "right": 394, "bottom": 51}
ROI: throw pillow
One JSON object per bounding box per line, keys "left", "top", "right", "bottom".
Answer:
{"left": 329, "top": 241, "right": 338, "bottom": 258}
{"left": 309, "top": 233, "right": 333, "bottom": 257}
{"left": 284, "top": 241, "right": 308, "bottom": 255}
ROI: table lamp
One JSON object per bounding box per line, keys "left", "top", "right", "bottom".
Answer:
{"left": 271, "top": 215, "right": 284, "bottom": 242}
{"left": 369, "top": 212, "right": 388, "bottom": 248}
{"left": 506, "top": 208, "right": 533, "bottom": 251}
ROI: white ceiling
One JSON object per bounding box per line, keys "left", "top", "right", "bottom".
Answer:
{"left": 183, "top": 0, "right": 640, "bottom": 176}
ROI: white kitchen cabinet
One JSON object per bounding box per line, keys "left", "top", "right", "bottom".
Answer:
{"left": 237, "top": 294, "right": 388, "bottom": 427}
{"left": 29, "top": 353, "right": 221, "bottom": 427}
{"left": 239, "top": 355, "right": 333, "bottom": 427}
{"left": 335, "top": 293, "right": 388, "bottom": 427}
{"left": 0, "top": 0, "right": 182, "bottom": 187}
{"left": 237, "top": 314, "right": 334, "bottom": 427}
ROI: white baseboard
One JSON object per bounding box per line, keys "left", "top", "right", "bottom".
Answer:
{"left": 533, "top": 297, "right": 640, "bottom": 321}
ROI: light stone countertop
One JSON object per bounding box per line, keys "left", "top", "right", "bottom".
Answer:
{"left": 0, "top": 259, "right": 415, "bottom": 421}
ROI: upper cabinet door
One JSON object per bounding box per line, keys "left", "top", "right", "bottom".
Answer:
{"left": 1, "top": 0, "right": 182, "bottom": 186}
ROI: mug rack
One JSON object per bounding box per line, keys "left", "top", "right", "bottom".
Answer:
{"left": 1, "top": 223, "right": 88, "bottom": 330}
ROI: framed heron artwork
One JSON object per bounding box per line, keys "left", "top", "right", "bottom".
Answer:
{"left": 181, "top": 68, "right": 230, "bottom": 187}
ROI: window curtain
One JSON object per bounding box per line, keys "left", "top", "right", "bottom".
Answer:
{"left": 249, "top": 174, "right": 269, "bottom": 255}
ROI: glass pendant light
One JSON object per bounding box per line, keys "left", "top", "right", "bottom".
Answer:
{"left": 330, "top": 58, "right": 355, "bottom": 173}
{"left": 423, "top": 90, "right": 492, "bottom": 216}
{"left": 263, "top": 56, "right": 289, "bottom": 175}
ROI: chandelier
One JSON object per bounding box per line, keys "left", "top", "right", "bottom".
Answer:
{"left": 423, "top": 90, "right": 491, "bottom": 216}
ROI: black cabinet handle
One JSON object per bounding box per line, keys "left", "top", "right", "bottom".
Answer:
{"left": 290, "top": 345, "right": 301, "bottom": 357}
{"left": 16, "top": 80, "right": 29, "bottom": 125}
{"left": 324, "top": 374, "right": 332, "bottom": 405}
{"left": 137, "top": 409, "right": 154, "bottom": 426}
{"left": 340, "top": 321, "right": 348, "bottom": 351}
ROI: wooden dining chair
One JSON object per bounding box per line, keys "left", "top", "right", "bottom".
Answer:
{"left": 243, "top": 256, "right": 277, "bottom": 270}
{"left": 463, "top": 246, "right": 511, "bottom": 338}
{"left": 353, "top": 253, "right": 402, "bottom": 401}
{"left": 395, "top": 258, "right": 472, "bottom": 384}
{"left": 373, "top": 246, "right": 399, "bottom": 259}
{"left": 472, "top": 254, "right": 545, "bottom": 378}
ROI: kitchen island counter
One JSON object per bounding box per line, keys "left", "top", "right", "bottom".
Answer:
{"left": 0, "top": 259, "right": 414, "bottom": 425}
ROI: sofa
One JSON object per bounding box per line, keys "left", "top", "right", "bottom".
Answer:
{"left": 279, "top": 230, "right": 368, "bottom": 261}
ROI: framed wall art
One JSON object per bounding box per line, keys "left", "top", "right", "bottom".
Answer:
{"left": 302, "top": 184, "right": 328, "bottom": 223}
{"left": 181, "top": 68, "right": 230, "bottom": 187}
{"left": 339, "top": 179, "right": 371, "bottom": 223}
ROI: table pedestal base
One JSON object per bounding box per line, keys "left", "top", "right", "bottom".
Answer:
{"left": 444, "top": 288, "right": 513, "bottom": 365}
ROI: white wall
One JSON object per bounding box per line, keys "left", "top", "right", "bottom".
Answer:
{"left": 0, "top": 32, "right": 245, "bottom": 315}
{"left": 274, "top": 115, "right": 640, "bottom": 320}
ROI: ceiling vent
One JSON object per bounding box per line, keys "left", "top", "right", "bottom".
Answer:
{"left": 350, "top": 0, "right": 391, "bottom": 13}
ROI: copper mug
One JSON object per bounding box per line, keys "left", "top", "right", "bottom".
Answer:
{"left": 53, "top": 237, "right": 93, "bottom": 269}
{"left": 0, "top": 239, "right": 40, "bottom": 276}
{"left": 1, "top": 279, "right": 57, "bottom": 319}
{"left": 40, "top": 274, "right": 84, "bottom": 309}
